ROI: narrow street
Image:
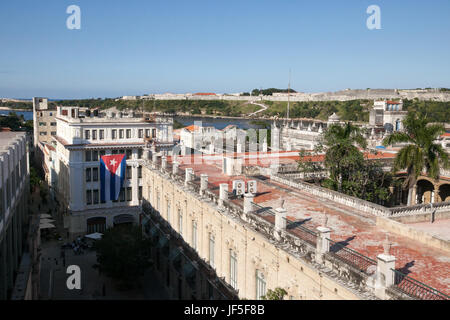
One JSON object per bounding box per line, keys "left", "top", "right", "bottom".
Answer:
{"left": 33, "top": 184, "right": 169, "bottom": 300}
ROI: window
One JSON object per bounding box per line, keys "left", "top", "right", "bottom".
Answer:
{"left": 99, "top": 150, "right": 105, "bottom": 158}
{"left": 126, "top": 149, "right": 133, "bottom": 159}
{"left": 85, "top": 130, "right": 90, "bottom": 140}
{"left": 92, "top": 168, "right": 99, "bottom": 181}
{"left": 86, "top": 190, "right": 92, "bottom": 205}
{"left": 152, "top": 129, "right": 156, "bottom": 138}
{"left": 138, "top": 186, "right": 142, "bottom": 200}
{"left": 40, "top": 132, "right": 47, "bottom": 136}
{"left": 137, "top": 148, "right": 143, "bottom": 159}
{"left": 92, "top": 130, "right": 97, "bottom": 140}
{"left": 112, "top": 129, "right": 117, "bottom": 140}
{"left": 145, "top": 129, "right": 150, "bottom": 138}
{"left": 138, "top": 129, "right": 143, "bottom": 138}
{"left": 49, "top": 112, "right": 53, "bottom": 116}
{"left": 178, "top": 209, "right": 183, "bottom": 236}
{"left": 119, "top": 187, "right": 125, "bottom": 202}
{"left": 112, "top": 149, "right": 118, "bottom": 155}
{"left": 39, "top": 122, "right": 46, "bottom": 126}
{"left": 51, "top": 131, "right": 56, "bottom": 136}
{"left": 92, "top": 150, "right": 98, "bottom": 161}
{"left": 167, "top": 200, "right": 171, "bottom": 222}
{"left": 119, "top": 149, "right": 125, "bottom": 154}
{"left": 209, "top": 234, "right": 215, "bottom": 268}
{"left": 256, "top": 270, "right": 266, "bottom": 300}
{"left": 126, "top": 187, "right": 132, "bottom": 202}
{"left": 230, "top": 250, "right": 238, "bottom": 290}
{"left": 99, "top": 130, "right": 104, "bottom": 140}
{"left": 85, "top": 151, "right": 91, "bottom": 162}
{"left": 93, "top": 189, "right": 99, "bottom": 204}
{"left": 50, "top": 122, "right": 56, "bottom": 126}
{"left": 138, "top": 166, "right": 142, "bottom": 178}
{"left": 119, "top": 129, "right": 124, "bottom": 139}
{"left": 85, "top": 168, "right": 91, "bottom": 182}
{"left": 126, "top": 129, "right": 131, "bottom": 138}
{"left": 126, "top": 166, "right": 132, "bottom": 179}
{"left": 192, "top": 221, "right": 197, "bottom": 250}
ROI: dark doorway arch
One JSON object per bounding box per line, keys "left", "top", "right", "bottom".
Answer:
{"left": 416, "top": 180, "right": 435, "bottom": 204}
{"left": 87, "top": 217, "right": 106, "bottom": 233}
{"left": 438, "top": 184, "right": 450, "bottom": 202}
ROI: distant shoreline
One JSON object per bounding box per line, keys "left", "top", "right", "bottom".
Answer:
{"left": 0, "top": 107, "right": 32, "bottom": 112}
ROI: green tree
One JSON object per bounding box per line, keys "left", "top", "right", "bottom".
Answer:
{"left": 262, "top": 287, "right": 288, "bottom": 300}
{"left": 94, "top": 225, "right": 153, "bottom": 289}
{"left": 322, "top": 122, "right": 367, "bottom": 192}
{"left": 382, "top": 113, "right": 449, "bottom": 205}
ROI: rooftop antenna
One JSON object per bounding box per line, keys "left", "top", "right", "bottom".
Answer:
{"left": 287, "top": 69, "right": 291, "bottom": 121}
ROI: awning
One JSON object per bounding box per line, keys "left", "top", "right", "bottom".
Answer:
{"left": 40, "top": 214, "right": 52, "bottom": 219}
{"left": 39, "top": 223, "right": 56, "bottom": 229}
{"left": 85, "top": 232, "right": 103, "bottom": 240}
{"left": 40, "top": 218, "right": 55, "bottom": 224}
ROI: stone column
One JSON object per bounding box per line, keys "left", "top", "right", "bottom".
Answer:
{"left": 172, "top": 161, "right": 179, "bottom": 175}
{"left": 315, "top": 227, "right": 331, "bottom": 264}
{"left": 243, "top": 193, "right": 254, "bottom": 214}
{"left": 375, "top": 254, "right": 396, "bottom": 299}
{"left": 237, "top": 143, "right": 243, "bottom": 153}
{"left": 152, "top": 152, "right": 158, "bottom": 169}
{"left": 185, "top": 168, "right": 193, "bottom": 186}
{"left": 200, "top": 174, "right": 208, "bottom": 195}
{"left": 274, "top": 207, "right": 287, "bottom": 240}
{"left": 411, "top": 184, "right": 418, "bottom": 205}
{"left": 219, "top": 183, "right": 228, "bottom": 208}
{"left": 433, "top": 184, "right": 440, "bottom": 203}
{"left": 161, "top": 156, "right": 167, "bottom": 171}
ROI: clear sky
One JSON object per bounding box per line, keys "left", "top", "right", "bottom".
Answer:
{"left": 0, "top": 0, "right": 449, "bottom": 99}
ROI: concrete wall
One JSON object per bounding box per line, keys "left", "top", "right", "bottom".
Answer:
{"left": 376, "top": 216, "right": 450, "bottom": 253}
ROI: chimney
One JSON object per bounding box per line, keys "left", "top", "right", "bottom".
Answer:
{"left": 219, "top": 183, "right": 228, "bottom": 208}
{"left": 200, "top": 174, "right": 208, "bottom": 195}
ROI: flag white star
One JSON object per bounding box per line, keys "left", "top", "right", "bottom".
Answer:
{"left": 110, "top": 159, "right": 117, "bottom": 166}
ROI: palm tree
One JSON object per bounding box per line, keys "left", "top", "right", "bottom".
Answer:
{"left": 382, "top": 113, "right": 449, "bottom": 205}
{"left": 323, "top": 122, "right": 367, "bottom": 192}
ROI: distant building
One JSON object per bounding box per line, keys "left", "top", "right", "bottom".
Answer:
{"left": 369, "top": 100, "right": 407, "bottom": 132}
{"left": 32, "top": 97, "right": 57, "bottom": 148}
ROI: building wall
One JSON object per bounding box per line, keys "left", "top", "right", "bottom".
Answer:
{"left": 142, "top": 164, "right": 364, "bottom": 300}
{"left": 0, "top": 133, "right": 30, "bottom": 300}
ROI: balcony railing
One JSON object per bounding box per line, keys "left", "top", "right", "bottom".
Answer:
{"left": 328, "top": 239, "right": 377, "bottom": 273}
{"left": 392, "top": 269, "right": 449, "bottom": 300}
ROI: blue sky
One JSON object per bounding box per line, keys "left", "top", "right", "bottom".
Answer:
{"left": 0, "top": 0, "right": 449, "bottom": 99}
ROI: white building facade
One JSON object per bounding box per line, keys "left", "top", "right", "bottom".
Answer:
{"left": 53, "top": 106, "right": 174, "bottom": 238}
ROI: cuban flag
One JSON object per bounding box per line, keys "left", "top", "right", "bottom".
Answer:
{"left": 100, "top": 154, "right": 127, "bottom": 202}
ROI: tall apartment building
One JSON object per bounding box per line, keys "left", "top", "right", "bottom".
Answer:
{"left": 0, "top": 132, "right": 31, "bottom": 299}
{"left": 52, "top": 106, "right": 174, "bottom": 238}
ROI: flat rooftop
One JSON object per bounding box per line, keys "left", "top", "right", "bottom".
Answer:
{"left": 170, "top": 153, "right": 450, "bottom": 295}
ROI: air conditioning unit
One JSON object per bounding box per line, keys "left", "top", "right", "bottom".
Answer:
{"left": 247, "top": 180, "right": 257, "bottom": 194}
{"left": 232, "top": 180, "right": 245, "bottom": 196}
